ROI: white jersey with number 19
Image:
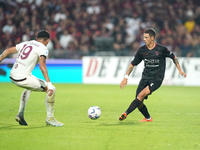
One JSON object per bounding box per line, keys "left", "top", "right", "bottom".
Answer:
{"left": 10, "top": 40, "right": 48, "bottom": 79}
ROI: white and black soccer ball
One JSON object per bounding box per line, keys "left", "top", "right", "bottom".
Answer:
{"left": 87, "top": 106, "right": 101, "bottom": 120}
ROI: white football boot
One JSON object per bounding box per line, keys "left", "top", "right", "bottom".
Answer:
{"left": 46, "top": 117, "right": 64, "bottom": 127}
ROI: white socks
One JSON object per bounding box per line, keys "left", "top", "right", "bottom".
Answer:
{"left": 18, "top": 89, "right": 32, "bottom": 117}
{"left": 18, "top": 85, "right": 56, "bottom": 120}
{"left": 146, "top": 117, "right": 152, "bottom": 120}
{"left": 45, "top": 90, "right": 55, "bottom": 119}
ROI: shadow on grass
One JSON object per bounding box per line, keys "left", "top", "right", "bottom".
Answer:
{"left": 99, "top": 121, "right": 138, "bottom": 126}
{"left": 0, "top": 124, "right": 47, "bottom": 130}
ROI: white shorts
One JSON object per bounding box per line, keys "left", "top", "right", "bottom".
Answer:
{"left": 10, "top": 74, "right": 47, "bottom": 92}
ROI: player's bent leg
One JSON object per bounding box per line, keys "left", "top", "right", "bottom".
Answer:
{"left": 119, "top": 86, "right": 152, "bottom": 121}
{"left": 138, "top": 80, "right": 162, "bottom": 122}
{"left": 119, "top": 98, "right": 142, "bottom": 121}
{"left": 137, "top": 86, "right": 151, "bottom": 101}
{"left": 16, "top": 89, "right": 31, "bottom": 126}
{"left": 12, "top": 75, "right": 45, "bottom": 91}
{"left": 18, "top": 89, "right": 32, "bottom": 117}
{"left": 137, "top": 86, "right": 153, "bottom": 122}
{"left": 138, "top": 100, "right": 144, "bottom": 109}
{"left": 11, "top": 75, "right": 63, "bottom": 126}
{"left": 45, "top": 85, "right": 64, "bottom": 127}
{"left": 138, "top": 100, "right": 151, "bottom": 119}
{"left": 138, "top": 102, "right": 152, "bottom": 122}
{"left": 119, "top": 88, "right": 148, "bottom": 121}
{"left": 45, "top": 85, "right": 56, "bottom": 119}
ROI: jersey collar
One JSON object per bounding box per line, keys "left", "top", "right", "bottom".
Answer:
{"left": 145, "top": 43, "right": 157, "bottom": 50}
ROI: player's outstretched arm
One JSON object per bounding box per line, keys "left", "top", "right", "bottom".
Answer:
{"left": 120, "top": 63, "right": 135, "bottom": 89}
{"left": 0, "top": 47, "right": 17, "bottom": 62}
{"left": 173, "top": 57, "right": 187, "bottom": 78}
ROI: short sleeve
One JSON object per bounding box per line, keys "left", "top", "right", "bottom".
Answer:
{"left": 15, "top": 42, "right": 26, "bottom": 52}
{"left": 163, "top": 47, "right": 175, "bottom": 59}
{"left": 131, "top": 50, "right": 142, "bottom": 66}
{"left": 38, "top": 46, "right": 48, "bottom": 58}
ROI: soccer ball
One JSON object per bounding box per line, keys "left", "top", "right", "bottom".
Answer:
{"left": 87, "top": 106, "right": 101, "bottom": 120}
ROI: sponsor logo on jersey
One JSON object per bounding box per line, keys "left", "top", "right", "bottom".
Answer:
{"left": 144, "top": 59, "right": 159, "bottom": 67}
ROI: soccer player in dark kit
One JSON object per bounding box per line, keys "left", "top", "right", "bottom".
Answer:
{"left": 119, "top": 28, "right": 187, "bottom": 122}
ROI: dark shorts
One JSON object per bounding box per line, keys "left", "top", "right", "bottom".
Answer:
{"left": 136, "top": 78, "right": 163, "bottom": 100}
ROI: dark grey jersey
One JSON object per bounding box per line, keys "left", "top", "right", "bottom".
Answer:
{"left": 131, "top": 43, "right": 175, "bottom": 81}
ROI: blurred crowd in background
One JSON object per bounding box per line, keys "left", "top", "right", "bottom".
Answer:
{"left": 0, "top": 0, "right": 200, "bottom": 59}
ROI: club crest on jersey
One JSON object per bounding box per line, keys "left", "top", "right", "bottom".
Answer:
{"left": 155, "top": 51, "right": 159, "bottom": 56}
{"left": 15, "top": 64, "right": 18, "bottom": 69}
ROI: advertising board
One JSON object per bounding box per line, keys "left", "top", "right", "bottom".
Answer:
{"left": 83, "top": 57, "right": 200, "bottom": 86}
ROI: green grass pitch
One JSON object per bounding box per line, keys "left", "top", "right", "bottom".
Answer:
{"left": 0, "top": 83, "right": 200, "bottom": 150}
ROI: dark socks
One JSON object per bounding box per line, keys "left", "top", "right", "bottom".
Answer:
{"left": 125, "top": 98, "right": 141, "bottom": 115}
{"left": 139, "top": 104, "right": 150, "bottom": 119}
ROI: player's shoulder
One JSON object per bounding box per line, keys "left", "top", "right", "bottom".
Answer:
{"left": 16, "top": 41, "right": 27, "bottom": 46}
{"left": 16, "top": 41, "right": 28, "bottom": 51}
{"left": 138, "top": 45, "right": 147, "bottom": 52}
{"left": 29, "top": 40, "right": 47, "bottom": 49}
{"left": 156, "top": 43, "right": 167, "bottom": 50}
{"left": 28, "top": 40, "right": 42, "bottom": 46}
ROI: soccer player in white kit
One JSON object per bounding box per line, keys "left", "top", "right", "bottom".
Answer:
{"left": 0, "top": 30, "right": 64, "bottom": 127}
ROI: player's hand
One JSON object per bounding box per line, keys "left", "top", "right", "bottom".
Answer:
{"left": 47, "top": 82, "right": 54, "bottom": 96}
{"left": 47, "top": 89, "right": 53, "bottom": 96}
{"left": 179, "top": 71, "right": 187, "bottom": 78}
{"left": 120, "top": 78, "right": 128, "bottom": 89}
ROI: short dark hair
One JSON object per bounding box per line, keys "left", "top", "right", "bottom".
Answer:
{"left": 144, "top": 28, "right": 156, "bottom": 39}
{"left": 37, "top": 30, "right": 50, "bottom": 40}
